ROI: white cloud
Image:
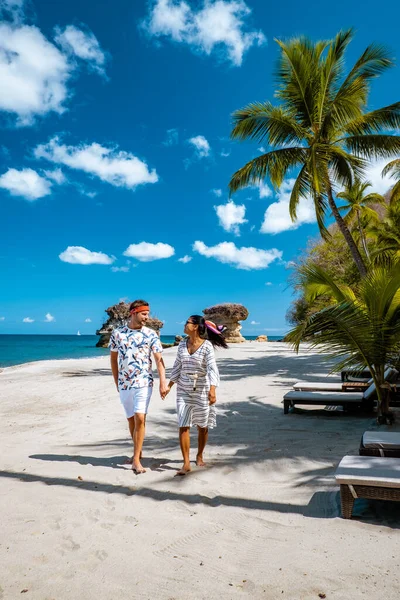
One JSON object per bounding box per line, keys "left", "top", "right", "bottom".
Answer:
{"left": 193, "top": 240, "right": 282, "bottom": 270}
{"left": 111, "top": 265, "right": 130, "bottom": 272}
{"left": 211, "top": 188, "right": 222, "bottom": 197}
{"left": 23, "top": 317, "right": 34, "bottom": 323}
{"left": 59, "top": 246, "right": 115, "bottom": 265}
{"left": 178, "top": 255, "right": 192, "bottom": 263}
{"left": 0, "top": 10, "right": 106, "bottom": 126}
{"left": 44, "top": 313, "right": 55, "bottom": 322}
{"left": 123, "top": 242, "right": 175, "bottom": 262}
{"left": 188, "top": 135, "right": 210, "bottom": 158}
{"left": 43, "top": 168, "right": 66, "bottom": 184}
{"left": 85, "top": 318, "right": 92, "bottom": 323}
{"left": 0, "top": 168, "right": 52, "bottom": 200}
{"left": 163, "top": 128, "right": 179, "bottom": 146}
{"left": 259, "top": 181, "right": 272, "bottom": 199}
{"left": 250, "top": 320, "right": 260, "bottom": 325}
{"left": 265, "top": 281, "right": 272, "bottom": 286}
{"left": 260, "top": 178, "right": 316, "bottom": 234}
{"left": 0, "top": 22, "right": 70, "bottom": 125}
{"left": 258, "top": 146, "right": 266, "bottom": 153}
{"left": 144, "top": 0, "right": 265, "bottom": 66}
{"left": 220, "top": 149, "right": 231, "bottom": 157}
{"left": 214, "top": 200, "right": 247, "bottom": 235}
{"left": 54, "top": 25, "right": 107, "bottom": 75}
{"left": 34, "top": 137, "right": 158, "bottom": 189}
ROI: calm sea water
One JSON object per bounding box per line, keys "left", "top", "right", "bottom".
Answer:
{"left": 0, "top": 334, "right": 283, "bottom": 368}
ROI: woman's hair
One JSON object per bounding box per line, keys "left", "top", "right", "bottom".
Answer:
{"left": 188, "top": 315, "right": 228, "bottom": 349}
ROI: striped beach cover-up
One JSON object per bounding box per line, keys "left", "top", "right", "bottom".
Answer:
{"left": 169, "top": 339, "right": 220, "bottom": 428}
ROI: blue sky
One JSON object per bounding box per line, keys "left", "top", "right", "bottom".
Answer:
{"left": 1, "top": 0, "right": 400, "bottom": 336}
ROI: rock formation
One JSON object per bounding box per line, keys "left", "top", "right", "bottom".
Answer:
{"left": 255, "top": 334, "right": 268, "bottom": 342}
{"left": 96, "top": 302, "right": 163, "bottom": 347}
{"left": 203, "top": 303, "right": 248, "bottom": 343}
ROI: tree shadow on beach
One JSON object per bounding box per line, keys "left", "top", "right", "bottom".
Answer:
{"left": 29, "top": 453, "right": 179, "bottom": 472}
{"left": 216, "top": 351, "right": 340, "bottom": 383}
{"left": 0, "top": 468, "right": 399, "bottom": 526}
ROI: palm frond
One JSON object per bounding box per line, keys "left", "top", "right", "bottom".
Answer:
{"left": 344, "top": 134, "right": 400, "bottom": 159}
{"left": 230, "top": 102, "right": 308, "bottom": 145}
{"left": 229, "top": 147, "right": 307, "bottom": 194}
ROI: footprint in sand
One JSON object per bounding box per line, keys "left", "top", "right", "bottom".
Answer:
{"left": 61, "top": 536, "right": 80, "bottom": 552}
{"left": 95, "top": 550, "right": 108, "bottom": 561}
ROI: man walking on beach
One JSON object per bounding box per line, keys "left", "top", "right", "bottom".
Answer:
{"left": 109, "top": 299, "right": 168, "bottom": 474}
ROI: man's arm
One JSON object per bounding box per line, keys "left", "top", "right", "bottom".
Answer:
{"left": 110, "top": 351, "right": 119, "bottom": 390}
{"left": 154, "top": 352, "right": 168, "bottom": 397}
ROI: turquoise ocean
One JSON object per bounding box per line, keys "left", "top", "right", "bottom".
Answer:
{"left": 0, "top": 334, "right": 283, "bottom": 368}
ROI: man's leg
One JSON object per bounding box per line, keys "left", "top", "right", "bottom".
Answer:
{"left": 125, "top": 416, "right": 135, "bottom": 463}
{"left": 177, "top": 427, "right": 191, "bottom": 475}
{"left": 133, "top": 413, "right": 146, "bottom": 473}
{"left": 126, "top": 417, "right": 144, "bottom": 463}
{"left": 196, "top": 426, "right": 208, "bottom": 467}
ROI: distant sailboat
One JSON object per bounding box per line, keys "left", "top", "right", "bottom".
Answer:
{"left": 77, "top": 330, "right": 81, "bottom": 336}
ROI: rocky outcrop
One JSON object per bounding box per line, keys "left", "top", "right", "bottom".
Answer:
{"left": 96, "top": 302, "right": 163, "bottom": 347}
{"left": 255, "top": 334, "right": 268, "bottom": 342}
{"left": 203, "top": 303, "right": 248, "bottom": 343}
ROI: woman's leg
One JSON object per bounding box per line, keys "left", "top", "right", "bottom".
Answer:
{"left": 196, "top": 426, "right": 208, "bottom": 466}
{"left": 177, "top": 427, "right": 191, "bottom": 475}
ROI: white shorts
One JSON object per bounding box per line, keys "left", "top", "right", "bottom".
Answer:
{"left": 119, "top": 386, "right": 153, "bottom": 418}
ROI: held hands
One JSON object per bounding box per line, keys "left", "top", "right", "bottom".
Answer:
{"left": 160, "top": 381, "right": 172, "bottom": 400}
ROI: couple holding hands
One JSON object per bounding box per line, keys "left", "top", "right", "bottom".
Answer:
{"left": 110, "top": 299, "right": 227, "bottom": 475}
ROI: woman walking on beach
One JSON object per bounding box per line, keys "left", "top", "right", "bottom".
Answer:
{"left": 164, "top": 316, "right": 227, "bottom": 475}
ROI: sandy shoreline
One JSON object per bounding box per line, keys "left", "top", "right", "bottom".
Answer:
{"left": 1, "top": 342, "right": 399, "bottom": 599}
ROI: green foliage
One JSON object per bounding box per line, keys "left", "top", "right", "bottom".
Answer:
{"left": 229, "top": 29, "right": 400, "bottom": 276}
{"left": 286, "top": 261, "right": 400, "bottom": 415}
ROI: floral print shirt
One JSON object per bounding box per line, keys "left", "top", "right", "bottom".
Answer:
{"left": 109, "top": 325, "right": 163, "bottom": 390}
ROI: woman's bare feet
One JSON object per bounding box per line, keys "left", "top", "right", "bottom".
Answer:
{"left": 176, "top": 463, "right": 191, "bottom": 476}
{"left": 196, "top": 454, "right": 206, "bottom": 467}
{"left": 132, "top": 461, "right": 146, "bottom": 474}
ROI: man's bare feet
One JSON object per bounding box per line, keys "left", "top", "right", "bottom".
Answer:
{"left": 196, "top": 454, "right": 206, "bottom": 467}
{"left": 176, "top": 464, "right": 191, "bottom": 476}
{"left": 132, "top": 461, "right": 146, "bottom": 474}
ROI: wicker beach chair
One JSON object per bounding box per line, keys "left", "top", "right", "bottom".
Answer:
{"left": 359, "top": 431, "right": 400, "bottom": 458}
{"left": 335, "top": 455, "right": 400, "bottom": 518}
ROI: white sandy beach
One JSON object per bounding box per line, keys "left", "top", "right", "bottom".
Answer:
{"left": 1, "top": 342, "right": 399, "bottom": 600}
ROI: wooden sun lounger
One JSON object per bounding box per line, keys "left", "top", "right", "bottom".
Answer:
{"left": 335, "top": 455, "right": 400, "bottom": 518}
{"left": 283, "top": 389, "right": 372, "bottom": 414}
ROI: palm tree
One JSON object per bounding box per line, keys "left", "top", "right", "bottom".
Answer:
{"left": 382, "top": 158, "right": 400, "bottom": 202}
{"left": 286, "top": 261, "right": 400, "bottom": 423}
{"left": 336, "top": 179, "right": 385, "bottom": 259}
{"left": 229, "top": 29, "right": 400, "bottom": 278}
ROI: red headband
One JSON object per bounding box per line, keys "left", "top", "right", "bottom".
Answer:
{"left": 130, "top": 306, "right": 150, "bottom": 314}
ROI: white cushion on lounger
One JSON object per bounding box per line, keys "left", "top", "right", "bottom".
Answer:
{"left": 362, "top": 431, "right": 400, "bottom": 450}
{"left": 293, "top": 382, "right": 343, "bottom": 391}
{"left": 284, "top": 390, "right": 364, "bottom": 402}
{"left": 335, "top": 455, "right": 400, "bottom": 489}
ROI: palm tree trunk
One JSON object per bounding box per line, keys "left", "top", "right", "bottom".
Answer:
{"left": 357, "top": 212, "right": 370, "bottom": 261}
{"left": 326, "top": 183, "right": 367, "bottom": 277}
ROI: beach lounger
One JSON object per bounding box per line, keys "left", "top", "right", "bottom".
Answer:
{"left": 335, "top": 455, "right": 400, "bottom": 518}
{"left": 292, "top": 379, "right": 372, "bottom": 392}
{"left": 359, "top": 431, "right": 400, "bottom": 458}
{"left": 293, "top": 368, "right": 397, "bottom": 393}
{"left": 283, "top": 380, "right": 377, "bottom": 414}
